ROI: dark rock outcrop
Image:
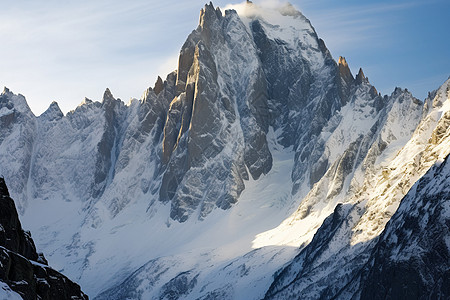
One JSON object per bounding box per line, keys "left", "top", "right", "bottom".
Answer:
{"left": 159, "top": 270, "right": 199, "bottom": 300}
{"left": 337, "top": 56, "right": 354, "bottom": 103}
{"left": 153, "top": 76, "right": 164, "bottom": 96}
{"left": 0, "top": 178, "right": 88, "bottom": 300}
{"left": 0, "top": 178, "right": 39, "bottom": 263}
{"left": 92, "top": 89, "right": 125, "bottom": 198}
{"left": 355, "top": 68, "right": 367, "bottom": 85}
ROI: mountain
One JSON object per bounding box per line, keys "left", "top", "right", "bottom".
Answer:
{"left": 0, "top": 178, "right": 88, "bottom": 299}
{"left": 356, "top": 153, "right": 450, "bottom": 299}
{"left": 263, "top": 78, "right": 450, "bottom": 300}
{"left": 0, "top": 1, "right": 448, "bottom": 299}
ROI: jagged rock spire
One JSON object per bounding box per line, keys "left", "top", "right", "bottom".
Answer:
{"left": 103, "top": 88, "right": 114, "bottom": 100}
{"left": 0, "top": 177, "right": 9, "bottom": 197}
{"left": 338, "top": 56, "right": 354, "bottom": 83}
{"left": 41, "top": 101, "right": 64, "bottom": 120}
{"left": 154, "top": 76, "right": 164, "bottom": 95}
{"left": 338, "top": 56, "right": 347, "bottom": 66}
{"left": 337, "top": 56, "right": 354, "bottom": 104}
{"left": 0, "top": 178, "right": 88, "bottom": 299}
{"left": 356, "top": 68, "right": 368, "bottom": 85}
{"left": 2, "top": 87, "right": 10, "bottom": 95}
{"left": 82, "top": 97, "right": 93, "bottom": 105}
{"left": 102, "top": 88, "right": 118, "bottom": 109}
{"left": 199, "top": 2, "right": 222, "bottom": 29}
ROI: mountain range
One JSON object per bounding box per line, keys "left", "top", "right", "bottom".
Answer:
{"left": 0, "top": 2, "right": 449, "bottom": 299}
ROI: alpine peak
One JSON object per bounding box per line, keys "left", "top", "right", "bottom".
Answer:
{"left": 356, "top": 67, "right": 368, "bottom": 84}
{"left": 41, "top": 101, "right": 64, "bottom": 120}
{"left": 338, "top": 56, "right": 354, "bottom": 82}
{"left": 102, "top": 88, "right": 115, "bottom": 103}
{"left": 199, "top": 2, "right": 222, "bottom": 28}
{"left": 153, "top": 76, "right": 164, "bottom": 95}
{"left": 1, "top": 87, "right": 10, "bottom": 95}
{"left": 338, "top": 56, "right": 348, "bottom": 66}
{"left": 79, "top": 97, "right": 93, "bottom": 106}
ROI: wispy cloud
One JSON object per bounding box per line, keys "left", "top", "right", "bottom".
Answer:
{"left": 298, "top": 1, "right": 431, "bottom": 52}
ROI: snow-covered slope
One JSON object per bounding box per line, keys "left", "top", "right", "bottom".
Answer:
{"left": 351, "top": 153, "right": 450, "bottom": 299}
{"left": 264, "top": 79, "right": 450, "bottom": 299}
{"left": 0, "top": 1, "right": 448, "bottom": 299}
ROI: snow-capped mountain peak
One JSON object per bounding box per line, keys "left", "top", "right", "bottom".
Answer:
{"left": 0, "top": 2, "right": 448, "bottom": 299}
{"left": 40, "top": 101, "right": 64, "bottom": 121}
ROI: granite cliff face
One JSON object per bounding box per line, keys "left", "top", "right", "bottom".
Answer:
{"left": 0, "top": 178, "right": 88, "bottom": 300}
{"left": 0, "top": 1, "right": 448, "bottom": 299}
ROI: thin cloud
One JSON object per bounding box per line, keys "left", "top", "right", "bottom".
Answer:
{"left": 300, "top": 0, "right": 432, "bottom": 51}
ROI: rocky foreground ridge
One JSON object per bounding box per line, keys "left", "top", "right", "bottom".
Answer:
{"left": 0, "top": 178, "right": 88, "bottom": 299}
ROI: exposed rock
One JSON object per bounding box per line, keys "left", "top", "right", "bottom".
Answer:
{"left": 0, "top": 178, "right": 38, "bottom": 262}
{"left": 355, "top": 154, "right": 450, "bottom": 300}
{"left": 92, "top": 88, "right": 124, "bottom": 198}
{"left": 40, "top": 101, "right": 64, "bottom": 121}
{"left": 160, "top": 3, "right": 273, "bottom": 221}
{"left": 264, "top": 204, "right": 355, "bottom": 299}
{"left": 0, "top": 178, "right": 88, "bottom": 299}
{"left": 159, "top": 271, "right": 199, "bottom": 300}
{"left": 264, "top": 80, "right": 448, "bottom": 300}
{"left": 154, "top": 76, "right": 164, "bottom": 96}
{"left": 338, "top": 56, "right": 355, "bottom": 103}
{"left": 338, "top": 57, "right": 352, "bottom": 80}
{"left": 355, "top": 68, "right": 367, "bottom": 85}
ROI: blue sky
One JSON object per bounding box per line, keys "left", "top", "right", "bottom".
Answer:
{"left": 0, "top": 0, "right": 448, "bottom": 115}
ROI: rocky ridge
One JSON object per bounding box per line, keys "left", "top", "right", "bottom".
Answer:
{"left": 0, "top": 178, "right": 88, "bottom": 299}
{"left": 263, "top": 79, "right": 450, "bottom": 299}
